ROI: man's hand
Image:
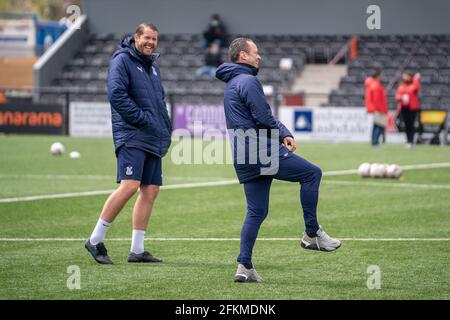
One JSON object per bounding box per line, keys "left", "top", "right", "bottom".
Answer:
{"left": 283, "top": 136, "right": 297, "bottom": 152}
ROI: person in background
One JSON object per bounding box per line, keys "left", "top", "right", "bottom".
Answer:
{"left": 365, "top": 69, "right": 387, "bottom": 146}
{"left": 395, "top": 71, "right": 421, "bottom": 149}
{"left": 202, "top": 13, "right": 228, "bottom": 48}
{"left": 196, "top": 42, "right": 223, "bottom": 77}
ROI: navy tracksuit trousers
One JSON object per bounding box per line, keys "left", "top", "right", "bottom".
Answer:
{"left": 237, "top": 151, "right": 322, "bottom": 268}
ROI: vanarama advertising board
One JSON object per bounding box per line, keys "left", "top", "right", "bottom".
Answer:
{"left": 0, "top": 103, "right": 65, "bottom": 134}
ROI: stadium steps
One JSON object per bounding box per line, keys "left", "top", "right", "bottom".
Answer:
{"left": 290, "top": 64, "right": 347, "bottom": 106}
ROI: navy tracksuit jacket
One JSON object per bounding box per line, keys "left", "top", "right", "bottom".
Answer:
{"left": 108, "top": 36, "right": 172, "bottom": 157}
{"left": 216, "top": 62, "right": 322, "bottom": 267}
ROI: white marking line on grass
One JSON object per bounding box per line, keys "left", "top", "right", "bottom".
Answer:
{"left": 322, "top": 162, "right": 450, "bottom": 177}
{"left": 0, "top": 179, "right": 239, "bottom": 203}
{"left": 0, "top": 174, "right": 113, "bottom": 180}
{"left": 1, "top": 161, "right": 450, "bottom": 203}
{"left": 0, "top": 173, "right": 230, "bottom": 182}
{"left": 323, "top": 169, "right": 358, "bottom": 176}
{"left": 166, "top": 176, "right": 231, "bottom": 181}
{"left": 401, "top": 162, "right": 450, "bottom": 170}
{"left": 162, "top": 179, "right": 238, "bottom": 190}
{"left": 324, "top": 180, "right": 450, "bottom": 190}
{"left": 0, "top": 190, "right": 115, "bottom": 203}
{"left": 0, "top": 237, "right": 449, "bottom": 241}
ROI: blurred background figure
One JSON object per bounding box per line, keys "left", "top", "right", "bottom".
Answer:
{"left": 202, "top": 13, "right": 228, "bottom": 48}
{"left": 396, "top": 72, "right": 421, "bottom": 149}
{"left": 196, "top": 42, "right": 223, "bottom": 77}
{"left": 365, "top": 68, "right": 387, "bottom": 147}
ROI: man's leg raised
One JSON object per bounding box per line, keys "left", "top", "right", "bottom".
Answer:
{"left": 274, "top": 152, "right": 341, "bottom": 251}
{"left": 274, "top": 153, "right": 321, "bottom": 236}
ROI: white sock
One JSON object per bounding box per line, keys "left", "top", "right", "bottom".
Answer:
{"left": 131, "top": 229, "right": 146, "bottom": 254}
{"left": 89, "top": 218, "right": 111, "bottom": 245}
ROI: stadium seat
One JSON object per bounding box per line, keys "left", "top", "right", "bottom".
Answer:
{"left": 325, "top": 34, "right": 450, "bottom": 109}
{"left": 38, "top": 32, "right": 450, "bottom": 108}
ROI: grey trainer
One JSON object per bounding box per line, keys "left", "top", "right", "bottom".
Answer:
{"left": 127, "top": 251, "right": 162, "bottom": 263}
{"left": 301, "top": 226, "right": 341, "bottom": 252}
{"left": 85, "top": 239, "right": 113, "bottom": 264}
{"left": 234, "top": 264, "right": 263, "bottom": 283}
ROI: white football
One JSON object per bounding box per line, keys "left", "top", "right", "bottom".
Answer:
{"left": 369, "top": 163, "right": 386, "bottom": 178}
{"left": 50, "top": 142, "right": 64, "bottom": 156}
{"left": 386, "top": 164, "right": 402, "bottom": 179}
{"left": 377, "top": 164, "right": 388, "bottom": 178}
{"left": 69, "top": 151, "right": 81, "bottom": 159}
{"left": 369, "top": 163, "right": 379, "bottom": 178}
{"left": 358, "top": 163, "right": 371, "bottom": 177}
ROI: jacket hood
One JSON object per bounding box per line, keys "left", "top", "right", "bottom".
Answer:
{"left": 216, "top": 62, "right": 258, "bottom": 83}
{"left": 113, "top": 35, "right": 159, "bottom": 65}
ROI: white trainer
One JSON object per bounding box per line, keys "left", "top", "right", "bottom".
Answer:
{"left": 234, "top": 264, "right": 263, "bottom": 283}
{"left": 301, "top": 225, "right": 341, "bottom": 252}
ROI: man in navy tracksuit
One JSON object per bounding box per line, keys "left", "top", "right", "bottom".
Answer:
{"left": 216, "top": 38, "right": 341, "bottom": 282}
{"left": 85, "top": 23, "right": 172, "bottom": 264}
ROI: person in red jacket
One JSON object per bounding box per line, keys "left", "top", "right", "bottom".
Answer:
{"left": 365, "top": 69, "right": 387, "bottom": 146}
{"left": 396, "top": 72, "right": 421, "bottom": 148}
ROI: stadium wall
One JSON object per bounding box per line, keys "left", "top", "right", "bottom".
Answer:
{"left": 82, "top": 0, "right": 450, "bottom": 36}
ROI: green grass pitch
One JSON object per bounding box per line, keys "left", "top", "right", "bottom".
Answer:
{"left": 0, "top": 135, "right": 449, "bottom": 299}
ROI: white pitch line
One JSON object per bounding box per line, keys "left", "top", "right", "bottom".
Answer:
{"left": 0, "top": 174, "right": 113, "bottom": 180}
{"left": 1, "top": 161, "right": 450, "bottom": 203}
{"left": 0, "top": 173, "right": 230, "bottom": 181}
{"left": 400, "top": 162, "right": 450, "bottom": 170}
{"left": 0, "top": 180, "right": 239, "bottom": 203}
{"left": 324, "top": 180, "right": 450, "bottom": 190}
{"left": 323, "top": 169, "right": 358, "bottom": 176}
{"left": 323, "top": 162, "right": 450, "bottom": 177}
{"left": 0, "top": 237, "right": 449, "bottom": 241}
{"left": 0, "top": 190, "right": 115, "bottom": 203}
{"left": 165, "top": 176, "right": 231, "bottom": 181}
{"left": 162, "top": 179, "right": 238, "bottom": 190}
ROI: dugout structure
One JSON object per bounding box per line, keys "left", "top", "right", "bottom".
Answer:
{"left": 416, "top": 109, "right": 449, "bottom": 145}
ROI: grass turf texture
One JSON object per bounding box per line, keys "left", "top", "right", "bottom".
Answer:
{"left": 0, "top": 135, "right": 449, "bottom": 299}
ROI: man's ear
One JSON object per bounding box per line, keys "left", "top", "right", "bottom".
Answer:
{"left": 240, "top": 51, "right": 247, "bottom": 61}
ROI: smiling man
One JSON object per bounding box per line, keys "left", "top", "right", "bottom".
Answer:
{"left": 216, "top": 38, "right": 341, "bottom": 283}
{"left": 85, "top": 23, "right": 172, "bottom": 264}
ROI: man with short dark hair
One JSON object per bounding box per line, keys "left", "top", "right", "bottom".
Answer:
{"left": 85, "top": 23, "right": 172, "bottom": 264}
{"left": 216, "top": 38, "right": 341, "bottom": 283}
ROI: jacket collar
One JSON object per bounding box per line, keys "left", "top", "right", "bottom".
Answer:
{"left": 236, "top": 63, "right": 259, "bottom": 76}
{"left": 215, "top": 62, "right": 259, "bottom": 83}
